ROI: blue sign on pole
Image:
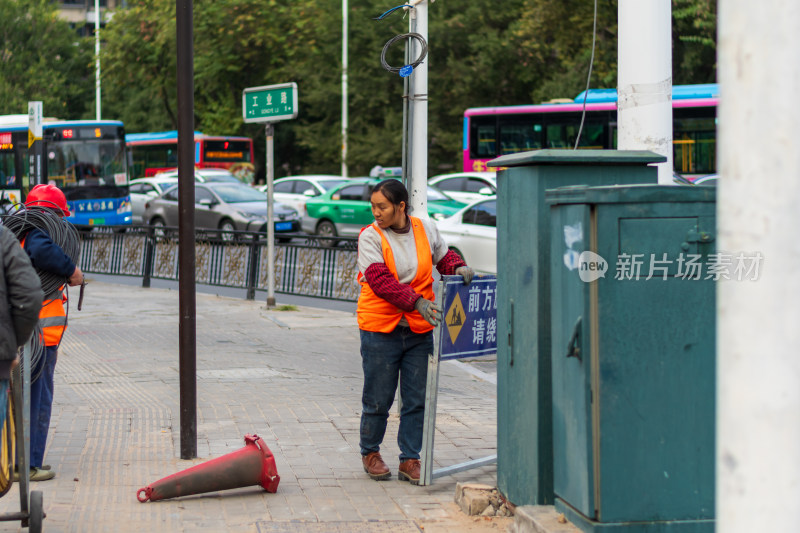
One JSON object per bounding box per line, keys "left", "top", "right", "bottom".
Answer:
{"left": 438, "top": 275, "right": 498, "bottom": 361}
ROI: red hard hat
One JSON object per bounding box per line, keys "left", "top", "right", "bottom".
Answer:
{"left": 25, "top": 184, "right": 71, "bottom": 216}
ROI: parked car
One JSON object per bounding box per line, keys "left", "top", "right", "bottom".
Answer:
{"left": 143, "top": 181, "right": 300, "bottom": 239}
{"left": 129, "top": 176, "right": 179, "bottom": 224}
{"left": 693, "top": 174, "right": 718, "bottom": 186}
{"left": 131, "top": 170, "right": 247, "bottom": 224}
{"left": 428, "top": 172, "right": 497, "bottom": 203}
{"left": 153, "top": 168, "right": 242, "bottom": 184}
{"left": 301, "top": 178, "right": 465, "bottom": 242}
{"left": 673, "top": 173, "right": 718, "bottom": 187}
{"left": 435, "top": 197, "right": 497, "bottom": 274}
{"left": 258, "top": 175, "right": 349, "bottom": 214}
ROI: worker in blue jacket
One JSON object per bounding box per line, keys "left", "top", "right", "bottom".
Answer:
{"left": 18, "top": 185, "right": 83, "bottom": 482}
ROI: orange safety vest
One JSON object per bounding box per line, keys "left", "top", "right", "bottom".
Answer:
{"left": 20, "top": 236, "right": 68, "bottom": 346}
{"left": 357, "top": 216, "right": 435, "bottom": 334}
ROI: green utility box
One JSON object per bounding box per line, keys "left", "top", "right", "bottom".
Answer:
{"left": 548, "top": 185, "right": 716, "bottom": 532}
{"left": 490, "top": 150, "right": 662, "bottom": 506}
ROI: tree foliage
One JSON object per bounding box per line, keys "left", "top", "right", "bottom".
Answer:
{"left": 673, "top": 0, "right": 716, "bottom": 84}
{"left": 96, "top": 0, "right": 717, "bottom": 178}
{"left": 0, "top": 0, "right": 94, "bottom": 118}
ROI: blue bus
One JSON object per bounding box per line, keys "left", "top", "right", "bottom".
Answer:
{"left": 0, "top": 115, "right": 132, "bottom": 226}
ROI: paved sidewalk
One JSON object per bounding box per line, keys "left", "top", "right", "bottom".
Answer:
{"left": 0, "top": 280, "right": 505, "bottom": 532}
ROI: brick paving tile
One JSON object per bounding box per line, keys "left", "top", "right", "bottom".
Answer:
{"left": 0, "top": 281, "right": 504, "bottom": 532}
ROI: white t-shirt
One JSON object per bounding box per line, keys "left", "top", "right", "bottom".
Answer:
{"left": 357, "top": 217, "right": 449, "bottom": 283}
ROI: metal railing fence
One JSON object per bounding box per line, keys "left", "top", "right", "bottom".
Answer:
{"left": 78, "top": 226, "right": 360, "bottom": 302}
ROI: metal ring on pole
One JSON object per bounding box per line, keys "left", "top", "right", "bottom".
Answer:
{"left": 380, "top": 33, "right": 428, "bottom": 78}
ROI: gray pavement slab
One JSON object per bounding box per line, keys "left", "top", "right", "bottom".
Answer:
{"left": 0, "top": 280, "right": 509, "bottom": 532}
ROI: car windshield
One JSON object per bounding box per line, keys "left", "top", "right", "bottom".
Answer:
{"left": 212, "top": 184, "right": 267, "bottom": 203}
{"left": 427, "top": 186, "right": 453, "bottom": 202}
{"left": 319, "top": 179, "right": 348, "bottom": 190}
{"left": 199, "top": 172, "right": 239, "bottom": 183}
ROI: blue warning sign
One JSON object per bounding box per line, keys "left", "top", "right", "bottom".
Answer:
{"left": 438, "top": 275, "right": 498, "bottom": 361}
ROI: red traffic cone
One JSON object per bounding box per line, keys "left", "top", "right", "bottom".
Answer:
{"left": 137, "top": 434, "right": 280, "bottom": 502}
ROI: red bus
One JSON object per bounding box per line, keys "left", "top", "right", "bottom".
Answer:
{"left": 126, "top": 130, "right": 255, "bottom": 183}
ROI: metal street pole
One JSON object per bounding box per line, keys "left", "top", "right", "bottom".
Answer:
{"left": 408, "top": 0, "right": 428, "bottom": 218}
{"left": 95, "top": 0, "right": 101, "bottom": 120}
{"left": 266, "top": 123, "right": 276, "bottom": 308}
{"left": 617, "top": 0, "right": 673, "bottom": 184}
{"left": 176, "top": 0, "right": 197, "bottom": 460}
{"left": 341, "top": 0, "right": 348, "bottom": 178}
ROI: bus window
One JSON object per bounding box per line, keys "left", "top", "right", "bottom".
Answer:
{"left": 131, "top": 145, "right": 178, "bottom": 178}
{"left": 499, "top": 119, "right": 543, "bottom": 154}
{"left": 0, "top": 152, "right": 14, "bottom": 187}
{"left": 545, "top": 117, "right": 607, "bottom": 150}
{"left": 674, "top": 113, "right": 716, "bottom": 175}
{"left": 469, "top": 116, "right": 497, "bottom": 159}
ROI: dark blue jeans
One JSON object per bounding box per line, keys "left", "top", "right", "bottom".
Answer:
{"left": 359, "top": 326, "right": 432, "bottom": 462}
{"left": 30, "top": 345, "right": 57, "bottom": 468}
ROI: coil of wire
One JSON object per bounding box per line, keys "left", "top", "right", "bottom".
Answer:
{"left": 0, "top": 205, "right": 80, "bottom": 295}
{"left": 380, "top": 32, "right": 428, "bottom": 76}
{"left": 17, "top": 323, "right": 45, "bottom": 383}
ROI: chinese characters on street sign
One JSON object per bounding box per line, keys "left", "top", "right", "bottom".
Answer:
{"left": 439, "top": 275, "right": 497, "bottom": 361}
{"left": 242, "top": 83, "right": 298, "bottom": 123}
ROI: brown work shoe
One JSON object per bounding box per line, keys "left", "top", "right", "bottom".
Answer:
{"left": 398, "top": 459, "right": 421, "bottom": 485}
{"left": 362, "top": 452, "right": 391, "bottom": 480}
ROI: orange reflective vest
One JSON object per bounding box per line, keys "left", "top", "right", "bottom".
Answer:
{"left": 21, "top": 237, "right": 68, "bottom": 346}
{"left": 357, "top": 216, "right": 435, "bottom": 334}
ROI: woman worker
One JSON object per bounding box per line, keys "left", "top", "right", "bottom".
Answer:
{"left": 357, "top": 179, "right": 473, "bottom": 485}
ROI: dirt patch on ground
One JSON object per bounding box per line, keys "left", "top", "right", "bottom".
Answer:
{"left": 416, "top": 502, "right": 514, "bottom": 533}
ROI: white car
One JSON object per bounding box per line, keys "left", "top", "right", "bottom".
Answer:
{"left": 259, "top": 175, "right": 348, "bottom": 214}
{"left": 428, "top": 172, "right": 497, "bottom": 203}
{"left": 435, "top": 197, "right": 497, "bottom": 274}
{"left": 129, "top": 176, "right": 179, "bottom": 224}
{"left": 154, "top": 168, "right": 242, "bottom": 184}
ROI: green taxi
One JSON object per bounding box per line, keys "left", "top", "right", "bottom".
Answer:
{"left": 301, "top": 178, "right": 465, "bottom": 241}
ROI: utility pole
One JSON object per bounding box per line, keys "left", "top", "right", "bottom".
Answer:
{"left": 341, "top": 0, "right": 348, "bottom": 177}
{"left": 176, "top": 0, "right": 197, "bottom": 460}
{"left": 617, "top": 0, "right": 672, "bottom": 184}
{"left": 95, "top": 0, "right": 101, "bottom": 120}
{"left": 407, "top": 0, "right": 428, "bottom": 218}
{"left": 717, "top": 0, "right": 800, "bottom": 531}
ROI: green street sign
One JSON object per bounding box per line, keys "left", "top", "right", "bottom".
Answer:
{"left": 242, "top": 83, "right": 298, "bottom": 123}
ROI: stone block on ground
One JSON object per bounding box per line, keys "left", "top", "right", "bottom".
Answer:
{"left": 455, "top": 482, "right": 514, "bottom": 517}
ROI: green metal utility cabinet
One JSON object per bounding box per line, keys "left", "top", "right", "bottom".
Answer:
{"left": 548, "top": 185, "right": 716, "bottom": 532}
{"left": 490, "top": 150, "right": 662, "bottom": 506}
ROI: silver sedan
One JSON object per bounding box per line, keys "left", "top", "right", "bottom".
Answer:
{"left": 143, "top": 181, "right": 301, "bottom": 238}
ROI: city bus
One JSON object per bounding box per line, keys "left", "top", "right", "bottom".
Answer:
{"left": 463, "top": 83, "right": 718, "bottom": 178}
{"left": 126, "top": 131, "right": 255, "bottom": 183}
{"left": 0, "top": 115, "right": 132, "bottom": 226}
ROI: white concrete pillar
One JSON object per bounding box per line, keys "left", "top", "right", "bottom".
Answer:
{"left": 408, "top": 0, "right": 428, "bottom": 219}
{"left": 617, "top": 0, "right": 673, "bottom": 184}
{"left": 717, "top": 1, "right": 800, "bottom": 531}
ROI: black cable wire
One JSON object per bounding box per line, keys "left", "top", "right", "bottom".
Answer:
{"left": 18, "top": 324, "right": 45, "bottom": 383}
{"left": 574, "top": 0, "right": 599, "bottom": 150}
{"left": 0, "top": 203, "right": 80, "bottom": 295}
{"left": 380, "top": 32, "right": 428, "bottom": 77}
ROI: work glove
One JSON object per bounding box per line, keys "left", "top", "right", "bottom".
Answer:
{"left": 414, "top": 297, "right": 442, "bottom": 327}
{"left": 456, "top": 266, "right": 474, "bottom": 285}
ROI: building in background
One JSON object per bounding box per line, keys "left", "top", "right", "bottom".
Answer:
{"left": 56, "top": 0, "right": 126, "bottom": 37}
